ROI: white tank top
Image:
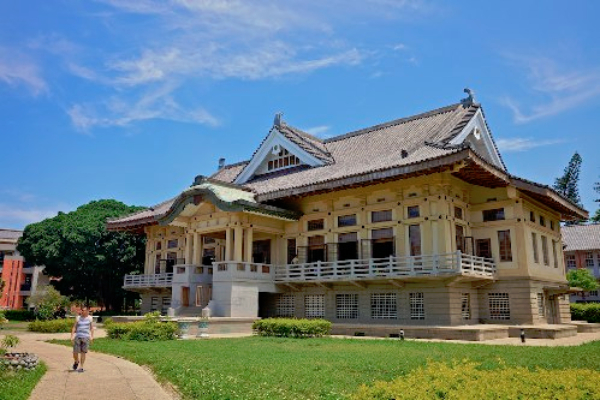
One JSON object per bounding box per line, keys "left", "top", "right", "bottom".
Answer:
{"left": 75, "top": 316, "right": 92, "bottom": 338}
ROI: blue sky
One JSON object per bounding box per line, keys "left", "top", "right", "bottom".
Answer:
{"left": 2, "top": 1, "right": 600, "bottom": 229}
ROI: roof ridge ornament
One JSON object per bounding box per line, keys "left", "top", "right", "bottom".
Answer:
{"left": 273, "top": 112, "right": 284, "bottom": 128}
{"left": 461, "top": 88, "right": 477, "bottom": 107}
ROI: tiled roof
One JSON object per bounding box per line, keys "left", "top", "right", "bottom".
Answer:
{"left": 562, "top": 224, "right": 600, "bottom": 252}
{"left": 110, "top": 100, "right": 585, "bottom": 228}
{"left": 235, "top": 103, "right": 478, "bottom": 195}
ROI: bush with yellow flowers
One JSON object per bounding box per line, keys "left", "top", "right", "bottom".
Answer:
{"left": 352, "top": 359, "right": 600, "bottom": 400}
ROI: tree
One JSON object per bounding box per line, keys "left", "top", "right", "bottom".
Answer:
{"left": 567, "top": 269, "right": 599, "bottom": 293}
{"left": 17, "top": 200, "right": 146, "bottom": 311}
{"left": 553, "top": 152, "right": 583, "bottom": 207}
{"left": 27, "top": 286, "right": 70, "bottom": 320}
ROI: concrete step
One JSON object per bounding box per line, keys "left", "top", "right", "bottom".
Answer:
{"left": 569, "top": 321, "right": 600, "bottom": 333}
{"left": 508, "top": 325, "right": 578, "bottom": 339}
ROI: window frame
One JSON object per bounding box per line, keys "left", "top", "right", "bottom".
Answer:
{"left": 482, "top": 208, "right": 505, "bottom": 222}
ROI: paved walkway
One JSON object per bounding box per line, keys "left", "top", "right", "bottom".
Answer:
{"left": 3, "top": 329, "right": 176, "bottom": 400}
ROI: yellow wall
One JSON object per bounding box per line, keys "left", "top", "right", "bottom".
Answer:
{"left": 141, "top": 171, "right": 568, "bottom": 284}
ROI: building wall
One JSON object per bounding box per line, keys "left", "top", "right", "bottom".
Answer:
{"left": 0, "top": 256, "right": 25, "bottom": 309}
{"left": 133, "top": 171, "right": 572, "bottom": 324}
{"left": 566, "top": 249, "right": 600, "bottom": 303}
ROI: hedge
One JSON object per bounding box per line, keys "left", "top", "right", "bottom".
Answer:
{"left": 252, "top": 318, "right": 331, "bottom": 338}
{"left": 352, "top": 360, "right": 600, "bottom": 400}
{"left": 571, "top": 303, "right": 600, "bottom": 323}
{"left": 105, "top": 321, "right": 178, "bottom": 341}
{"left": 28, "top": 319, "right": 73, "bottom": 333}
{"left": 4, "top": 310, "right": 35, "bottom": 321}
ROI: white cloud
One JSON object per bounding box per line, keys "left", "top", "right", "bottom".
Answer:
{"left": 496, "top": 137, "right": 563, "bottom": 152}
{"left": 0, "top": 48, "right": 48, "bottom": 95}
{"left": 68, "top": 82, "right": 220, "bottom": 132}
{"left": 502, "top": 55, "right": 600, "bottom": 123}
{"left": 0, "top": 204, "right": 62, "bottom": 228}
{"left": 303, "top": 125, "right": 331, "bottom": 137}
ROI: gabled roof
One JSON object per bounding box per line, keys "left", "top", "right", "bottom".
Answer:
{"left": 562, "top": 224, "right": 600, "bottom": 252}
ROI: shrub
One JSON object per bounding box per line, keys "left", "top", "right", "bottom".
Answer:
{"left": 0, "top": 311, "right": 7, "bottom": 328}
{"left": 571, "top": 303, "right": 600, "bottom": 323}
{"left": 4, "top": 310, "right": 35, "bottom": 321}
{"left": 102, "top": 317, "right": 114, "bottom": 326}
{"left": 27, "top": 318, "right": 73, "bottom": 333}
{"left": 352, "top": 360, "right": 600, "bottom": 400}
{"left": 105, "top": 321, "right": 178, "bottom": 341}
{"left": 1, "top": 335, "right": 20, "bottom": 354}
{"left": 252, "top": 318, "right": 331, "bottom": 338}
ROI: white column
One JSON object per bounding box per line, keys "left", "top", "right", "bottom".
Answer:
{"left": 225, "top": 228, "right": 233, "bottom": 261}
{"left": 234, "top": 226, "right": 244, "bottom": 262}
{"left": 192, "top": 233, "right": 201, "bottom": 265}
{"left": 185, "top": 233, "right": 193, "bottom": 264}
{"left": 245, "top": 227, "right": 254, "bottom": 262}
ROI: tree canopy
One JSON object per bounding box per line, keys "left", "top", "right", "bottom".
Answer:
{"left": 567, "top": 268, "right": 599, "bottom": 292}
{"left": 553, "top": 152, "right": 583, "bottom": 206}
{"left": 17, "top": 199, "right": 146, "bottom": 311}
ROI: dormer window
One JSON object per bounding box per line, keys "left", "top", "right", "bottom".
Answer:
{"left": 267, "top": 147, "right": 300, "bottom": 172}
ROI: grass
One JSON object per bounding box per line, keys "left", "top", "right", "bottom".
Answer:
{"left": 0, "top": 363, "right": 47, "bottom": 400}
{"left": 53, "top": 337, "right": 600, "bottom": 400}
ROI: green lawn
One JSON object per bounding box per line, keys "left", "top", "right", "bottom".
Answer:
{"left": 0, "top": 363, "right": 46, "bottom": 400}
{"left": 54, "top": 337, "right": 600, "bottom": 400}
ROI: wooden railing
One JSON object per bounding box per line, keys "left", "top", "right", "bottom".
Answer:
{"left": 274, "top": 252, "right": 495, "bottom": 282}
{"left": 123, "top": 273, "right": 173, "bottom": 288}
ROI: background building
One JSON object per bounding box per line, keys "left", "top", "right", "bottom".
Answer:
{"left": 562, "top": 224, "right": 600, "bottom": 303}
{"left": 0, "top": 229, "right": 49, "bottom": 310}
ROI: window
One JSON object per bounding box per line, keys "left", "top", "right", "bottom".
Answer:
{"left": 589, "top": 290, "right": 599, "bottom": 297}
{"left": 252, "top": 240, "right": 271, "bottom": 264}
{"left": 161, "top": 297, "right": 171, "bottom": 315}
{"left": 550, "top": 220, "right": 555, "bottom": 230}
{"left": 586, "top": 252, "right": 595, "bottom": 268}
{"left": 461, "top": 293, "right": 471, "bottom": 320}
{"left": 336, "top": 294, "right": 358, "bottom": 319}
{"left": 407, "top": 206, "right": 420, "bottom": 218}
{"left": 338, "top": 232, "right": 358, "bottom": 261}
{"left": 537, "top": 293, "right": 545, "bottom": 318}
{"left": 307, "top": 236, "right": 326, "bottom": 263}
{"left": 276, "top": 294, "right": 295, "bottom": 317}
{"left": 476, "top": 239, "right": 492, "bottom": 259}
{"left": 566, "top": 254, "right": 576, "bottom": 269}
{"left": 307, "top": 219, "right": 324, "bottom": 231}
{"left": 552, "top": 240, "right": 559, "bottom": 268}
{"left": 532, "top": 233, "right": 539, "bottom": 263}
{"left": 372, "top": 210, "right": 392, "bottom": 223}
{"left": 150, "top": 297, "right": 159, "bottom": 312}
{"left": 488, "top": 293, "right": 510, "bottom": 320}
{"left": 154, "top": 254, "right": 161, "bottom": 274}
{"left": 267, "top": 148, "right": 300, "bottom": 171}
{"left": 530, "top": 211, "right": 535, "bottom": 222}
{"left": 304, "top": 294, "right": 325, "bottom": 318}
{"left": 483, "top": 208, "right": 505, "bottom": 222}
{"left": 539, "top": 215, "right": 545, "bottom": 227}
{"left": 338, "top": 214, "right": 357, "bottom": 227}
{"left": 155, "top": 241, "right": 162, "bottom": 251}
{"left": 410, "top": 292, "right": 425, "bottom": 320}
{"left": 497, "top": 230, "right": 512, "bottom": 262}
{"left": 287, "top": 239, "right": 297, "bottom": 264}
{"left": 409, "top": 225, "right": 421, "bottom": 256}
{"left": 371, "top": 293, "right": 397, "bottom": 319}
{"left": 167, "top": 239, "right": 178, "bottom": 249}
{"left": 371, "top": 228, "right": 394, "bottom": 258}
{"left": 454, "top": 207, "right": 463, "bottom": 220}
{"left": 456, "top": 225, "right": 465, "bottom": 253}
{"left": 541, "top": 236, "right": 549, "bottom": 266}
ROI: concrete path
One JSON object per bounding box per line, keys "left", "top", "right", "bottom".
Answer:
{"left": 2, "top": 330, "right": 176, "bottom": 400}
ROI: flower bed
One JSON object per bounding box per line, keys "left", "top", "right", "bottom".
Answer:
{"left": 1, "top": 353, "right": 40, "bottom": 372}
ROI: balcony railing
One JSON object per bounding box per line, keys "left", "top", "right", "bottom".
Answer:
{"left": 274, "top": 252, "right": 495, "bottom": 283}
{"left": 123, "top": 273, "right": 173, "bottom": 288}
{"left": 213, "top": 262, "right": 274, "bottom": 281}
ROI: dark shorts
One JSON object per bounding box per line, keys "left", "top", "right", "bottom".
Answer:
{"left": 73, "top": 337, "right": 89, "bottom": 353}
